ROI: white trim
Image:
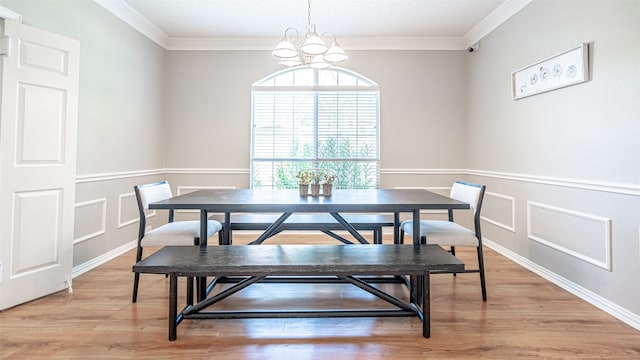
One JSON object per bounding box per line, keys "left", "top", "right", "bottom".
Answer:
{"left": 0, "top": 6, "right": 22, "bottom": 22}
{"left": 484, "top": 238, "right": 640, "bottom": 331}
{"left": 176, "top": 185, "right": 237, "bottom": 195}
{"left": 481, "top": 192, "right": 516, "bottom": 233}
{"left": 464, "top": 0, "right": 532, "bottom": 47}
{"left": 72, "top": 240, "right": 136, "bottom": 278}
{"left": 468, "top": 169, "right": 640, "bottom": 196}
{"left": 382, "top": 168, "right": 468, "bottom": 175}
{"left": 93, "top": 0, "right": 530, "bottom": 51}
{"left": 93, "top": 0, "right": 168, "bottom": 48}
{"left": 393, "top": 186, "right": 450, "bottom": 215}
{"left": 118, "top": 192, "right": 153, "bottom": 228}
{"left": 164, "top": 168, "right": 249, "bottom": 175}
{"left": 74, "top": 168, "right": 640, "bottom": 197}
{"left": 527, "top": 201, "right": 612, "bottom": 271}
{"left": 73, "top": 198, "right": 107, "bottom": 244}
{"left": 75, "top": 169, "right": 164, "bottom": 183}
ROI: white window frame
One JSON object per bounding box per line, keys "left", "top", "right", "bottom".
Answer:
{"left": 251, "top": 66, "right": 380, "bottom": 189}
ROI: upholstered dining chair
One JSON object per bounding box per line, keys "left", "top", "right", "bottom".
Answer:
{"left": 400, "top": 180, "right": 487, "bottom": 301}
{"left": 132, "top": 181, "right": 223, "bottom": 302}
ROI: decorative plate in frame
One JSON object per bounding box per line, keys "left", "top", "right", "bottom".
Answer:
{"left": 512, "top": 43, "right": 589, "bottom": 100}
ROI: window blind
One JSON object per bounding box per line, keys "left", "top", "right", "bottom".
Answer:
{"left": 251, "top": 68, "right": 379, "bottom": 189}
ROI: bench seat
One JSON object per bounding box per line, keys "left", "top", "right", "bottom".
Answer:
{"left": 209, "top": 213, "right": 396, "bottom": 244}
{"left": 133, "top": 244, "right": 464, "bottom": 341}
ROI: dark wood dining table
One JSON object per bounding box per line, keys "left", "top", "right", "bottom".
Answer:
{"left": 148, "top": 188, "right": 470, "bottom": 249}
{"left": 144, "top": 188, "right": 470, "bottom": 337}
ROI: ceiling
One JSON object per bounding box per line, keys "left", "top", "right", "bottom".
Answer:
{"left": 96, "top": 0, "right": 531, "bottom": 50}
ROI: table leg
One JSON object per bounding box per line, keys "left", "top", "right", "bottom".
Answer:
{"left": 198, "top": 209, "right": 208, "bottom": 301}
{"left": 169, "top": 273, "right": 178, "bottom": 341}
{"left": 224, "top": 212, "right": 231, "bottom": 245}
{"left": 200, "top": 209, "right": 208, "bottom": 249}
{"left": 422, "top": 272, "right": 431, "bottom": 338}
{"left": 393, "top": 212, "right": 400, "bottom": 244}
{"left": 412, "top": 209, "right": 421, "bottom": 249}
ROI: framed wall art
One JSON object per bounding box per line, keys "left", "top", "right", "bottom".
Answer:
{"left": 512, "top": 43, "right": 589, "bottom": 100}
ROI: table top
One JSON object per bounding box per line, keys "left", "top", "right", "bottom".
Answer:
{"left": 149, "top": 188, "right": 469, "bottom": 213}
{"left": 133, "top": 244, "right": 465, "bottom": 276}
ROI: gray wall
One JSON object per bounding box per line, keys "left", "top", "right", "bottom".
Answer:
{"left": 466, "top": 1, "right": 640, "bottom": 318}
{"left": 2, "top": 0, "right": 638, "bottom": 327}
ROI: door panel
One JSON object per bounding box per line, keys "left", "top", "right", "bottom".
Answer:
{"left": 0, "top": 19, "right": 79, "bottom": 310}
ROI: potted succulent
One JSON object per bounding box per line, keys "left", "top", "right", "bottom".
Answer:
{"left": 296, "top": 170, "right": 312, "bottom": 196}
{"left": 310, "top": 171, "right": 322, "bottom": 197}
{"left": 322, "top": 170, "right": 337, "bottom": 197}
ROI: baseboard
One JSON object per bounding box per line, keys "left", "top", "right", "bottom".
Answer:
{"left": 483, "top": 238, "right": 640, "bottom": 331}
{"left": 72, "top": 240, "right": 136, "bottom": 278}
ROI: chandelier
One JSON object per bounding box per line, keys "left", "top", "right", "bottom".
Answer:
{"left": 272, "top": 0, "right": 348, "bottom": 69}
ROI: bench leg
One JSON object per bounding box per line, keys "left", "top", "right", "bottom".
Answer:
{"left": 422, "top": 272, "right": 431, "bottom": 338}
{"left": 169, "top": 273, "right": 178, "bottom": 341}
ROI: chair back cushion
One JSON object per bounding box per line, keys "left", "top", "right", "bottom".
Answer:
{"left": 450, "top": 181, "right": 483, "bottom": 213}
{"left": 138, "top": 181, "right": 172, "bottom": 211}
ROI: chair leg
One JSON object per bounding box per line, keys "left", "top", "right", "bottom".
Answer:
{"left": 132, "top": 273, "right": 140, "bottom": 303}
{"left": 132, "top": 245, "right": 144, "bottom": 303}
{"left": 399, "top": 229, "right": 405, "bottom": 244}
{"left": 477, "top": 245, "right": 487, "bottom": 301}
{"left": 450, "top": 246, "right": 457, "bottom": 277}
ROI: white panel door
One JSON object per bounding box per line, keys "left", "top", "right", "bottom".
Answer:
{"left": 0, "top": 19, "right": 79, "bottom": 310}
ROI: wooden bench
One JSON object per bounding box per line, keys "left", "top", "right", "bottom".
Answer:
{"left": 133, "top": 244, "right": 464, "bottom": 341}
{"left": 209, "top": 213, "right": 397, "bottom": 245}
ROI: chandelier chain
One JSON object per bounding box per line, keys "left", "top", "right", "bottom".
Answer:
{"left": 307, "top": 0, "right": 312, "bottom": 29}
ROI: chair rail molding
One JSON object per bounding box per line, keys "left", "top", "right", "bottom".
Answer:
{"left": 468, "top": 169, "right": 640, "bottom": 196}
{"left": 76, "top": 168, "right": 640, "bottom": 197}
{"left": 76, "top": 169, "right": 164, "bottom": 183}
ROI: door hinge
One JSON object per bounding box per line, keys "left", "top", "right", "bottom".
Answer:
{"left": 0, "top": 36, "right": 11, "bottom": 57}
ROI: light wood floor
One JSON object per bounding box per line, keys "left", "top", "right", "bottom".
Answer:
{"left": 1, "top": 234, "right": 639, "bottom": 359}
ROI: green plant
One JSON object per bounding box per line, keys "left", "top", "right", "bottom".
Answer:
{"left": 296, "top": 170, "right": 313, "bottom": 185}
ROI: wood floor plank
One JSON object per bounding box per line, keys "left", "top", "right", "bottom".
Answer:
{"left": 1, "top": 233, "right": 639, "bottom": 359}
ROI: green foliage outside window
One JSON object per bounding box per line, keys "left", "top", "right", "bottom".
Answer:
{"left": 267, "top": 136, "right": 377, "bottom": 190}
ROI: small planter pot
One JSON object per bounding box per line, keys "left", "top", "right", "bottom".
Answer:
{"left": 310, "top": 184, "right": 321, "bottom": 197}
{"left": 322, "top": 183, "right": 333, "bottom": 197}
{"left": 299, "top": 184, "right": 309, "bottom": 197}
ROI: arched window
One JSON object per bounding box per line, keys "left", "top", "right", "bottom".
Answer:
{"left": 251, "top": 66, "right": 380, "bottom": 189}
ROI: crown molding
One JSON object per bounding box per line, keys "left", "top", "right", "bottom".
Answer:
{"left": 94, "top": 0, "right": 168, "bottom": 48}
{"left": 0, "top": 5, "right": 22, "bottom": 22}
{"left": 94, "top": 0, "right": 532, "bottom": 51}
{"left": 464, "top": 0, "right": 533, "bottom": 47}
{"left": 166, "top": 36, "right": 468, "bottom": 51}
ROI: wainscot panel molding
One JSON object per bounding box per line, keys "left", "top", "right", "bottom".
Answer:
{"left": 73, "top": 198, "right": 107, "bottom": 244}
{"left": 484, "top": 238, "right": 640, "bottom": 331}
{"left": 118, "top": 192, "right": 152, "bottom": 229}
{"left": 482, "top": 192, "right": 516, "bottom": 233}
{"left": 72, "top": 239, "right": 136, "bottom": 279}
{"left": 527, "top": 201, "right": 612, "bottom": 271}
